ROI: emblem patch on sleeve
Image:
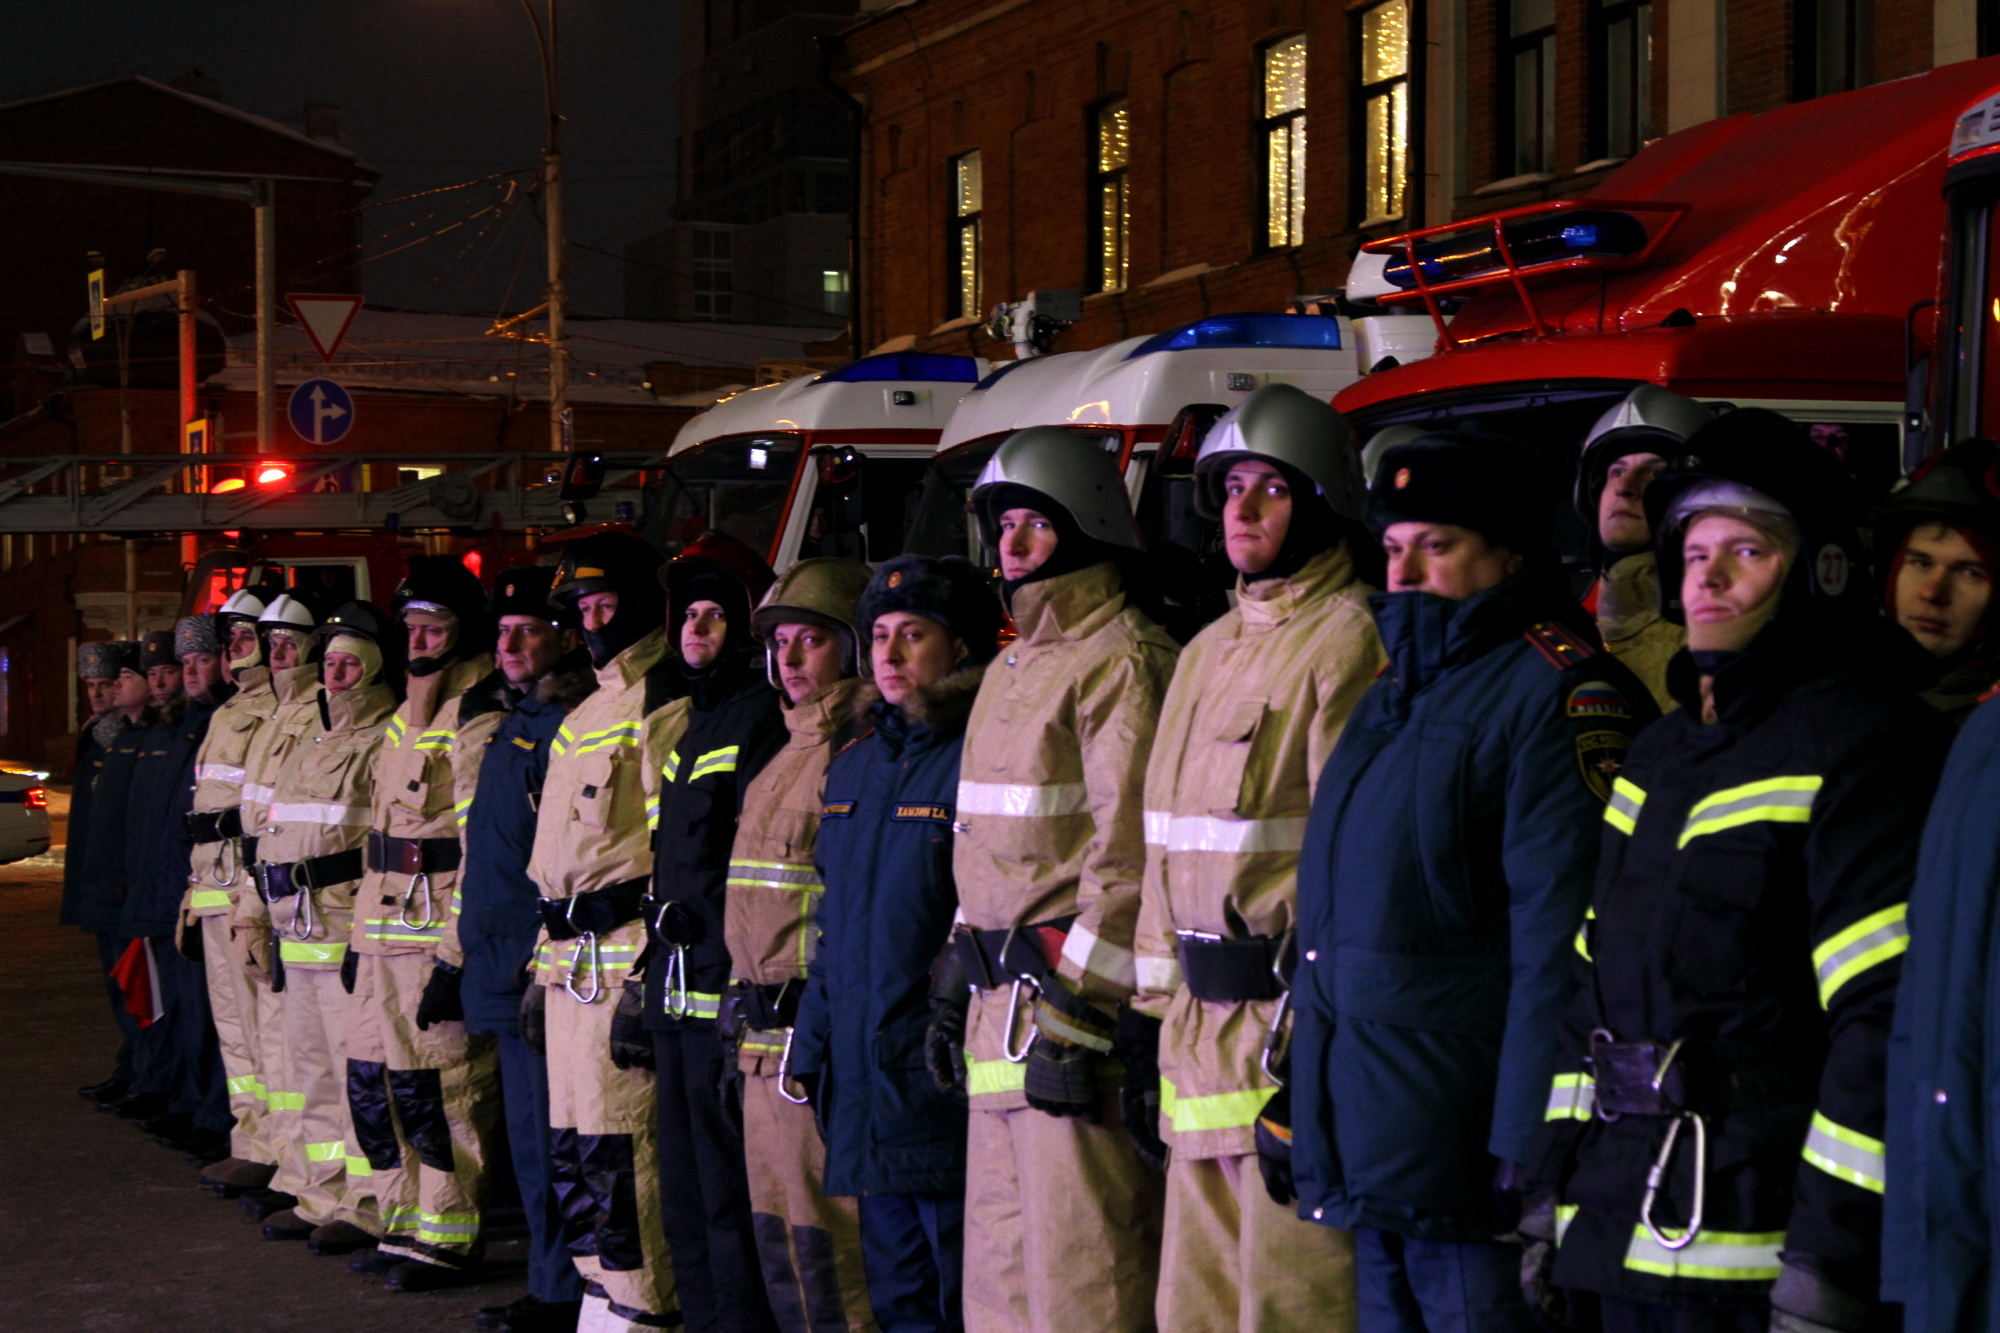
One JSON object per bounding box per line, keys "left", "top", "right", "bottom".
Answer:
{"left": 821, "top": 800, "right": 855, "bottom": 818}
{"left": 1575, "top": 730, "right": 1631, "bottom": 802}
{"left": 1566, "top": 681, "right": 1631, "bottom": 719}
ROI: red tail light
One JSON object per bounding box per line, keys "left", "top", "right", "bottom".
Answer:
{"left": 22, "top": 787, "right": 47, "bottom": 810}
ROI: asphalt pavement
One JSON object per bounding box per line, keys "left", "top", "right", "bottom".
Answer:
{"left": 0, "top": 840, "right": 529, "bottom": 1332}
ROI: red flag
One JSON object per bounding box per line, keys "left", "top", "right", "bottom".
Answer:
{"left": 109, "top": 938, "right": 165, "bottom": 1028}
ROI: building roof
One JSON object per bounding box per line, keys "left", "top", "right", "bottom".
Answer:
{"left": 0, "top": 75, "right": 364, "bottom": 171}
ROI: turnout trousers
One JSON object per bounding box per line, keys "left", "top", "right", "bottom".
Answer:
{"left": 1156, "top": 1152, "right": 1356, "bottom": 1333}
{"left": 740, "top": 1046, "right": 875, "bottom": 1333}
{"left": 653, "top": 1023, "right": 780, "bottom": 1333}
{"left": 544, "top": 981, "right": 678, "bottom": 1330}
{"left": 963, "top": 1085, "right": 1162, "bottom": 1333}
{"left": 278, "top": 964, "right": 378, "bottom": 1232}
{"left": 345, "top": 951, "right": 500, "bottom": 1268}
{"left": 202, "top": 912, "right": 278, "bottom": 1162}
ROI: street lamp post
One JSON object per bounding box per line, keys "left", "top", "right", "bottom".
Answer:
{"left": 519, "top": 0, "right": 568, "bottom": 452}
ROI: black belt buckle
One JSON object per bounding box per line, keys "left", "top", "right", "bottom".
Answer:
{"left": 1588, "top": 1032, "right": 1689, "bottom": 1118}
{"left": 256, "top": 861, "right": 298, "bottom": 902}
{"left": 184, "top": 810, "right": 219, "bottom": 843}
{"left": 1176, "top": 932, "right": 1285, "bottom": 1003}
{"left": 644, "top": 896, "right": 701, "bottom": 947}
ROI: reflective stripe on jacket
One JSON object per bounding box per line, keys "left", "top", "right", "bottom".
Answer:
{"left": 230, "top": 664, "right": 329, "bottom": 945}
{"left": 352, "top": 654, "right": 494, "bottom": 958}
{"left": 1133, "top": 543, "right": 1387, "bottom": 1161}
{"left": 1538, "top": 620, "right": 1952, "bottom": 1307}
{"left": 956, "top": 562, "right": 1178, "bottom": 1109}
{"left": 183, "top": 668, "right": 272, "bottom": 918}
{"left": 254, "top": 682, "right": 395, "bottom": 969}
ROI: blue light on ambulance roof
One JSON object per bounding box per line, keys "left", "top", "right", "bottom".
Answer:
{"left": 1125, "top": 313, "right": 1342, "bottom": 358}
{"left": 817, "top": 353, "right": 980, "bottom": 384}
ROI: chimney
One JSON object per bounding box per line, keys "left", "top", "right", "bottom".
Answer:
{"left": 303, "top": 102, "right": 343, "bottom": 143}
{"left": 171, "top": 67, "right": 221, "bottom": 100}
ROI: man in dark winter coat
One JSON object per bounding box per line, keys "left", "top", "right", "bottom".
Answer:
{"left": 66, "top": 640, "right": 145, "bottom": 1108}
{"left": 1533, "top": 411, "right": 1952, "bottom": 1333}
{"left": 790, "top": 554, "right": 1004, "bottom": 1333}
{"left": 1874, "top": 437, "right": 2000, "bottom": 721}
{"left": 449, "top": 567, "right": 595, "bottom": 1333}
{"left": 1290, "top": 427, "right": 1656, "bottom": 1333}
{"left": 631, "top": 533, "right": 786, "bottom": 1333}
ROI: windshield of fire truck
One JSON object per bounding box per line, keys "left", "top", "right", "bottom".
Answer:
{"left": 646, "top": 432, "right": 806, "bottom": 563}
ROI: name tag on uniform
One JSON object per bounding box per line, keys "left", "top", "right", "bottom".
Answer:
{"left": 822, "top": 801, "right": 855, "bottom": 818}
{"left": 893, "top": 804, "right": 953, "bottom": 823}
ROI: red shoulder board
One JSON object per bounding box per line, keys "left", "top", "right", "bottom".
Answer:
{"left": 1522, "top": 620, "right": 1602, "bottom": 671}
{"left": 1980, "top": 678, "right": 2000, "bottom": 704}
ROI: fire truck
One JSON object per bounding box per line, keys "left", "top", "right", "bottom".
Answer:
{"left": 1932, "top": 79, "right": 2000, "bottom": 450}
{"left": 1334, "top": 54, "right": 2000, "bottom": 556}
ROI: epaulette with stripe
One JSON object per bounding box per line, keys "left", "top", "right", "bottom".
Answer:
{"left": 1521, "top": 620, "right": 1603, "bottom": 671}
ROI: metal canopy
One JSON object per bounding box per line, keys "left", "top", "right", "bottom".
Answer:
{"left": 0, "top": 450, "right": 666, "bottom": 533}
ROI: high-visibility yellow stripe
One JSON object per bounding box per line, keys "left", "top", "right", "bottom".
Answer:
{"left": 279, "top": 940, "right": 347, "bottom": 964}
{"left": 1604, "top": 777, "right": 1646, "bottom": 835}
{"left": 190, "top": 888, "right": 233, "bottom": 910}
{"left": 267, "top": 1090, "right": 306, "bottom": 1111}
{"left": 1545, "top": 1072, "right": 1596, "bottom": 1122}
{"left": 1677, "top": 775, "right": 1822, "bottom": 848}
{"left": 1556, "top": 1204, "right": 1578, "bottom": 1246}
{"left": 1811, "top": 904, "right": 1909, "bottom": 1008}
{"left": 1623, "top": 1225, "right": 1784, "bottom": 1281}
{"left": 967, "top": 1054, "right": 1026, "bottom": 1097}
{"left": 345, "top": 1155, "right": 374, "bottom": 1177}
{"left": 305, "top": 1140, "right": 347, "bottom": 1163}
{"left": 1161, "top": 1076, "right": 1278, "bottom": 1134}
{"left": 226, "top": 1074, "right": 265, "bottom": 1099}
{"left": 415, "top": 727, "right": 456, "bottom": 751}
{"left": 1802, "top": 1111, "right": 1886, "bottom": 1193}
{"left": 663, "top": 750, "right": 682, "bottom": 782}
{"left": 1574, "top": 906, "right": 1595, "bottom": 962}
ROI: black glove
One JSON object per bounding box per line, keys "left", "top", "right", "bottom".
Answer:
{"left": 1492, "top": 1157, "right": 1530, "bottom": 1235}
{"left": 339, "top": 947, "right": 359, "bottom": 994}
{"left": 1024, "top": 979, "right": 1115, "bottom": 1120}
{"left": 1769, "top": 1262, "right": 1873, "bottom": 1333}
{"left": 925, "top": 994, "right": 970, "bottom": 1103}
{"left": 177, "top": 917, "right": 205, "bottom": 963}
{"left": 1112, "top": 1007, "right": 1168, "bottom": 1172}
{"left": 608, "top": 982, "right": 656, "bottom": 1072}
{"left": 414, "top": 962, "right": 464, "bottom": 1031}
{"left": 519, "top": 983, "right": 547, "bottom": 1056}
{"left": 1254, "top": 1084, "right": 1296, "bottom": 1206}
{"left": 1515, "top": 1193, "right": 1569, "bottom": 1333}
{"left": 270, "top": 947, "right": 286, "bottom": 994}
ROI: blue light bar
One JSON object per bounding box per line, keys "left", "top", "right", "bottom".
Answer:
{"left": 818, "top": 353, "right": 980, "bottom": 384}
{"left": 1126, "top": 313, "right": 1343, "bottom": 358}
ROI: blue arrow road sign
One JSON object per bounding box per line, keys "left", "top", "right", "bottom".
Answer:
{"left": 287, "top": 378, "right": 355, "bottom": 445}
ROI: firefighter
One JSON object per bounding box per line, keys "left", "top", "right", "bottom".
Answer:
{"left": 65, "top": 639, "right": 145, "bottom": 1111}
{"left": 1529, "top": 410, "right": 1953, "bottom": 1333}
{"left": 1874, "top": 437, "right": 2000, "bottom": 720}
{"left": 1574, "top": 385, "right": 1713, "bottom": 711}
{"left": 253, "top": 601, "right": 401, "bottom": 1246}
{"left": 790, "top": 554, "right": 1004, "bottom": 1333}
{"left": 527, "top": 531, "right": 689, "bottom": 1333}
{"left": 944, "top": 426, "right": 1178, "bottom": 1333}
{"left": 232, "top": 589, "right": 335, "bottom": 1223}
{"left": 332, "top": 557, "right": 503, "bottom": 1280}
{"left": 722, "top": 556, "right": 878, "bottom": 1333}
{"left": 450, "top": 567, "right": 593, "bottom": 1333}
{"left": 185, "top": 590, "right": 288, "bottom": 1196}
{"left": 630, "top": 534, "right": 785, "bottom": 1333}
{"left": 1128, "top": 383, "right": 1386, "bottom": 1332}
{"left": 1288, "top": 426, "right": 1655, "bottom": 1333}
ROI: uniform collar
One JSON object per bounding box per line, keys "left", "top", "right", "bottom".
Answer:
{"left": 786, "top": 676, "right": 873, "bottom": 746}
{"left": 1372, "top": 563, "right": 1586, "bottom": 708}
{"left": 403, "top": 652, "right": 494, "bottom": 726}
{"left": 1235, "top": 544, "right": 1358, "bottom": 630}
{"left": 598, "top": 627, "right": 667, "bottom": 692}
{"left": 1008, "top": 561, "right": 1125, "bottom": 646}
{"left": 324, "top": 680, "right": 396, "bottom": 730}
{"left": 274, "top": 663, "right": 320, "bottom": 705}
{"left": 1597, "top": 551, "right": 1663, "bottom": 641}
{"left": 231, "top": 665, "right": 272, "bottom": 699}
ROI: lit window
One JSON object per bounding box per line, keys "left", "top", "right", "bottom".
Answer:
{"left": 1594, "top": 0, "right": 1653, "bottom": 158}
{"left": 951, "top": 151, "right": 983, "bottom": 319}
{"left": 823, "top": 269, "right": 851, "bottom": 317}
{"left": 1263, "top": 37, "right": 1307, "bottom": 248}
{"left": 1092, "top": 103, "right": 1131, "bottom": 291}
{"left": 1359, "top": 0, "right": 1411, "bottom": 222}
{"left": 1506, "top": 0, "right": 1556, "bottom": 175}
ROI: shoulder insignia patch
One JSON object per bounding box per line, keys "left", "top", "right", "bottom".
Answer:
{"left": 821, "top": 800, "right": 855, "bottom": 818}
{"left": 1575, "top": 729, "right": 1631, "bottom": 802}
{"left": 1523, "top": 620, "right": 1602, "bottom": 670}
{"left": 1566, "top": 681, "right": 1631, "bottom": 720}
{"left": 893, "top": 803, "right": 954, "bottom": 823}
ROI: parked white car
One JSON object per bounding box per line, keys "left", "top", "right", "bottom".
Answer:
{"left": 0, "top": 768, "right": 52, "bottom": 864}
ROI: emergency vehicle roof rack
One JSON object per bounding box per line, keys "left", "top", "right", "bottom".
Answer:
{"left": 1362, "top": 199, "right": 1690, "bottom": 348}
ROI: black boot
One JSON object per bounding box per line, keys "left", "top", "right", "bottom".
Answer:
{"left": 239, "top": 1188, "right": 298, "bottom": 1221}
{"left": 261, "top": 1208, "right": 316, "bottom": 1241}
{"left": 487, "top": 1295, "right": 582, "bottom": 1333}
{"left": 386, "top": 1257, "right": 481, "bottom": 1292}
{"left": 180, "top": 1129, "right": 232, "bottom": 1166}
{"left": 308, "top": 1220, "right": 378, "bottom": 1256}
{"left": 78, "top": 1076, "right": 127, "bottom": 1104}
{"left": 348, "top": 1246, "right": 404, "bottom": 1276}
{"left": 108, "top": 1091, "right": 168, "bottom": 1120}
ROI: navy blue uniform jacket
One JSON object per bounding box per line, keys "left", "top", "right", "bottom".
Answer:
{"left": 1293, "top": 570, "right": 1654, "bottom": 1239}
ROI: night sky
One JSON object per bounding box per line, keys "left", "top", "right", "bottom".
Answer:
{"left": 0, "top": 0, "right": 680, "bottom": 317}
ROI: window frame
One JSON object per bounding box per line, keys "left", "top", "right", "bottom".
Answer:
{"left": 1500, "top": 0, "right": 1558, "bottom": 178}
{"left": 1351, "top": 0, "right": 1425, "bottom": 228}
{"left": 948, "top": 150, "right": 983, "bottom": 320}
{"left": 1793, "top": 0, "right": 1870, "bottom": 99}
{"left": 1088, "top": 100, "right": 1132, "bottom": 292}
{"left": 1260, "top": 34, "right": 1309, "bottom": 250}
{"left": 1589, "top": 0, "right": 1654, "bottom": 161}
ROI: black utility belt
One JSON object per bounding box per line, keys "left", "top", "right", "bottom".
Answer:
{"left": 1588, "top": 1035, "right": 1821, "bottom": 1117}
{"left": 538, "top": 876, "right": 648, "bottom": 940}
{"left": 642, "top": 894, "right": 707, "bottom": 949}
{"left": 954, "top": 915, "right": 1077, "bottom": 991}
{"left": 184, "top": 807, "right": 245, "bottom": 845}
{"left": 1175, "top": 931, "right": 1292, "bottom": 1003}
{"left": 726, "top": 978, "right": 804, "bottom": 1031}
{"left": 365, "top": 829, "right": 462, "bottom": 876}
{"left": 254, "top": 848, "right": 365, "bottom": 900}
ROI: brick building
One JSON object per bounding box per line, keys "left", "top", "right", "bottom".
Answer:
{"left": 829, "top": 0, "right": 1994, "bottom": 355}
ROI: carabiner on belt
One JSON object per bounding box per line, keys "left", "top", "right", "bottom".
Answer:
{"left": 1259, "top": 990, "right": 1293, "bottom": 1087}
{"left": 1639, "top": 1110, "right": 1707, "bottom": 1251}
{"left": 561, "top": 897, "right": 603, "bottom": 1004}
{"left": 663, "top": 945, "right": 692, "bottom": 1018}
{"left": 777, "top": 1027, "right": 811, "bottom": 1105}
{"left": 289, "top": 884, "right": 318, "bottom": 942}
{"left": 209, "top": 837, "right": 240, "bottom": 888}
{"left": 397, "top": 870, "right": 438, "bottom": 931}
